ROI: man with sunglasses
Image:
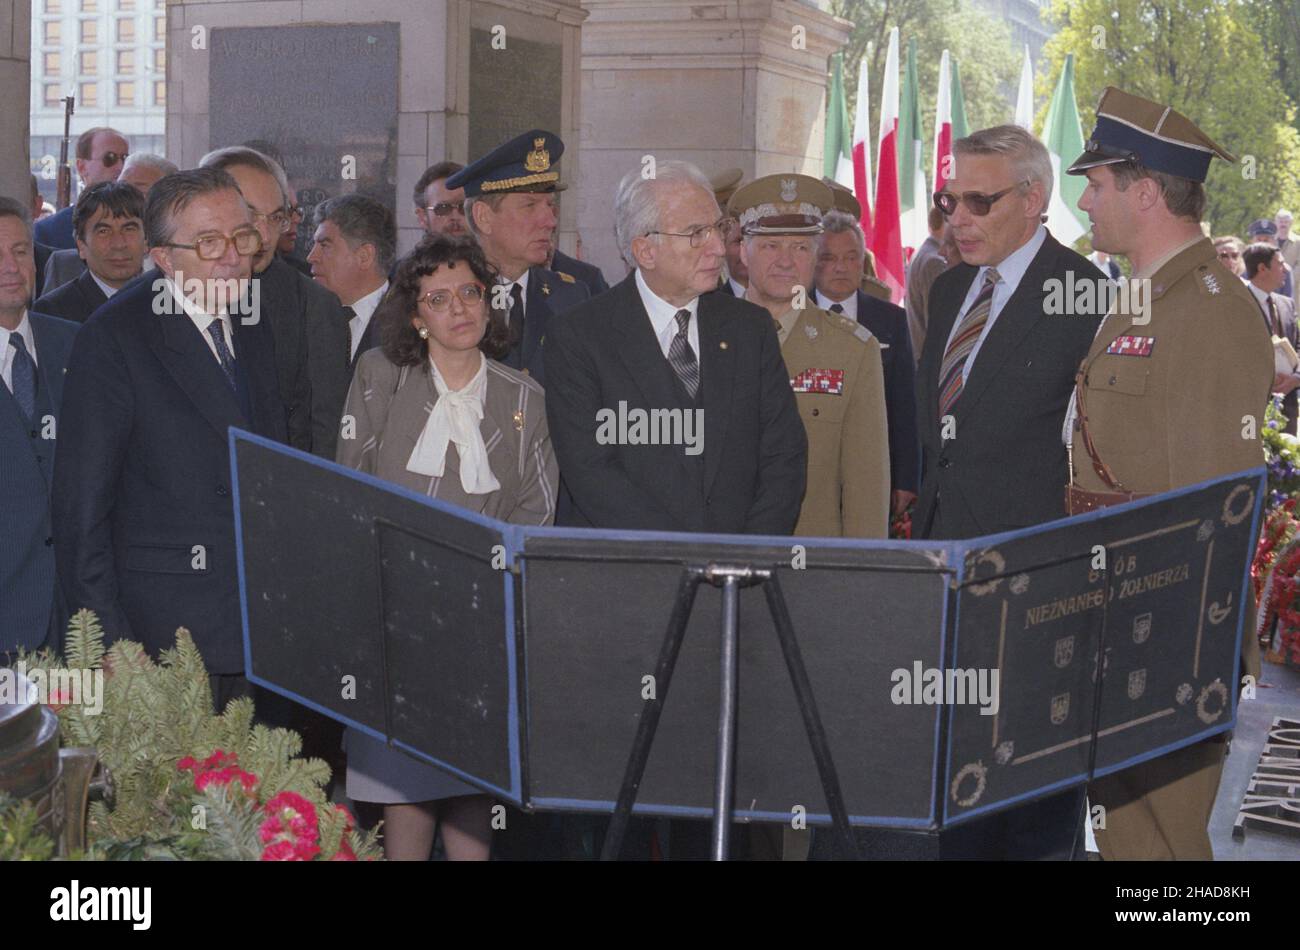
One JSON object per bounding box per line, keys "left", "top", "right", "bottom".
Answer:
{"left": 414, "top": 160, "right": 468, "bottom": 238}
{"left": 913, "top": 124, "right": 1103, "bottom": 860}
{"left": 52, "top": 167, "right": 288, "bottom": 709}
{"left": 1066, "top": 87, "right": 1271, "bottom": 862}
{"left": 1213, "top": 236, "right": 1246, "bottom": 278}
{"left": 448, "top": 130, "right": 589, "bottom": 384}
{"left": 35, "top": 127, "right": 130, "bottom": 252}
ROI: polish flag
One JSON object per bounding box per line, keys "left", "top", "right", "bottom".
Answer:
{"left": 870, "top": 28, "right": 904, "bottom": 301}
{"left": 933, "top": 50, "right": 955, "bottom": 195}
{"left": 850, "top": 49, "right": 874, "bottom": 244}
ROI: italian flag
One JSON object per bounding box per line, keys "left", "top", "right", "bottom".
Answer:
{"left": 851, "top": 48, "right": 874, "bottom": 243}
{"left": 824, "top": 53, "right": 854, "bottom": 187}
{"left": 870, "top": 27, "right": 905, "bottom": 301}
{"left": 898, "top": 36, "right": 929, "bottom": 257}
{"left": 1041, "top": 53, "right": 1089, "bottom": 246}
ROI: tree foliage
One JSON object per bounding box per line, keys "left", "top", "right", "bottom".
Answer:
{"left": 1040, "top": 0, "right": 1300, "bottom": 233}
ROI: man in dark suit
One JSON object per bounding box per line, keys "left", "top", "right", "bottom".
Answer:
{"left": 913, "top": 125, "right": 1103, "bottom": 859}
{"left": 52, "top": 167, "right": 288, "bottom": 706}
{"left": 306, "top": 194, "right": 395, "bottom": 378}
{"left": 1244, "top": 240, "right": 1300, "bottom": 433}
{"left": 34, "top": 182, "right": 146, "bottom": 324}
{"left": 36, "top": 127, "right": 130, "bottom": 251}
{"left": 0, "top": 198, "right": 78, "bottom": 659}
{"left": 201, "top": 147, "right": 350, "bottom": 458}
{"left": 448, "top": 130, "right": 589, "bottom": 384}
{"left": 546, "top": 160, "right": 806, "bottom": 535}
{"left": 816, "top": 208, "right": 919, "bottom": 516}
{"left": 550, "top": 246, "right": 610, "bottom": 296}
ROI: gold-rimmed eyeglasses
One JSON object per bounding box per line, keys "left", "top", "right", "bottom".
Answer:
{"left": 159, "top": 226, "right": 264, "bottom": 261}
{"left": 646, "top": 217, "right": 734, "bottom": 248}
{"left": 418, "top": 282, "right": 486, "bottom": 312}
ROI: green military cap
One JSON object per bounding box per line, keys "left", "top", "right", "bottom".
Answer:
{"left": 822, "top": 177, "right": 861, "bottom": 219}
{"left": 710, "top": 167, "right": 744, "bottom": 207}
{"left": 1067, "top": 87, "right": 1235, "bottom": 182}
{"left": 729, "top": 173, "right": 835, "bottom": 236}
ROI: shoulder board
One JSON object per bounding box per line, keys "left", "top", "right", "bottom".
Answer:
{"left": 824, "top": 310, "right": 872, "bottom": 343}
{"left": 1193, "top": 263, "right": 1226, "bottom": 298}
{"left": 556, "top": 270, "right": 576, "bottom": 283}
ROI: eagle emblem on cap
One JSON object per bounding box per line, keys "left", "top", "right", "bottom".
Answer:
{"left": 780, "top": 178, "right": 798, "bottom": 202}
{"left": 525, "top": 138, "right": 551, "bottom": 173}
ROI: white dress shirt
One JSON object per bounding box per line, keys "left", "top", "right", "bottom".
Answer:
{"left": 729, "top": 277, "right": 746, "bottom": 298}
{"left": 347, "top": 280, "right": 389, "bottom": 360}
{"left": 942, "top": 224, "right": 1048, "bottom": 383}
{"left": 90, "top": 271, "right": 122, "bottom": 300}
{"left": 1247, "top": 281, "right": 1281, "bottom": 331}
{"left": 815, "top": 288, "right": 858, "bottom": 320}
{"left": 0, "top": 312, "right": 37, "bottom": 393}
{"left": 168, "top": 277, "right": 236, "bottom": 362}
{"left": 636, "top": 268, "right": 701, "bottom": 371}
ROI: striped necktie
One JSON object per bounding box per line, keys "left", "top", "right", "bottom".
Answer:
{"left": 668, "top": 308, "right": 699, "bottom": 398}
{"left": 937, "top": 267, "right": 1000, "bottom": 419}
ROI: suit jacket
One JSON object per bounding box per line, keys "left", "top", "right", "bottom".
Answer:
{"left": 905, "top": 236, "right": 946, "bottom": 360}
{"left": 34, "top": 206, "right": 75, "bottom": 251}
{"left": 551, "top": 249, "right": 611, "bottom": 296}
{"left": 545, "top": 273, "right": 807, "bottom": 534}
{"left": 853, "top": 289, "right": 919, "bottom": 495}
{"left": 259, "top": 257, "right": 351, "bottom": 458}
{"left": 34, "top": 242, "right": 53, "bottom": 299}
{"left": 505, "top": 265, "right": 588, "bottom": 385}
{"left": 51, "top": 276, "right": 289, "bottom": 673}
{"left": 715, "top": 278, "right": 737, "bottom": 296}
{"left": 33, "top": 268, "right": 109, "bottom": 324}
{"left": 279, "top": 253, "right": 313, "bottom": 277}
{"left": 42, "top": 248, "right": 87, "bottom": 295}
{"left": 1, "top": 311, "right": 78, "bottom": 655}
{"left": 339, "top": 351, "right": 558, "bottom": 524}
{"left": 915, "top": 232, "right": 1104, "bottom": 539}
{"left": 779, "top": 305, "right": 889, "bottom": 537}
{"left": 349, "top": 305, "right": 383, "bottom": 376}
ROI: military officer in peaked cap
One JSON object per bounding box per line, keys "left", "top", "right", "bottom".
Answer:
{"left": 447, "top": 129, "right": 589, "bottom": 383}
{"left": 1066, "top": 87, "right": 1271, "bottom": 860}
{"left": 733, "top": 173, "right": 890, "bottom": 540}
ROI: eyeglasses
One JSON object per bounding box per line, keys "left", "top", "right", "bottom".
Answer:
{"left": 1217, "top": 250, "right": 1240, "bottom": 260}
{"left": 250, "top": 207, "right": 293, "bottom": 234}
{"left": 429, "top": 202, "right": 465, "bottom": 218}
{"left": 933, "top": 181, "right": 1028, "bottom": 217}
{"left": 418, "top": 282, "right": 485, "bottom": 312}
{"left": 160, "top": 227, "right": 263, "bottom": 261}
{"left": 96, "top": 150, "right": 129, "bottom": 169}
{"left": 646, "top": 217, "right": 733, "bottom": 248}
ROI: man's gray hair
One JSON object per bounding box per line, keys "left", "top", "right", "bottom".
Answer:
{"left": 819, "top": 210, "right": 866, "bottom": 252}
{"left": 199, "top": 146, "right": 291, "bottom": 205}
{"left": 121, "top": 152, "right": 178, "bottom": 179}
{"left": 0, "top": 196, "right": 32, "bottom": 242}
{"left": 1278, "top": 208, "right": 1294, "bottom": 222}
{"left": 313, "top": 193, "right": 396, "bottom": 272}
{"left": 463, "top": 192, "right": 507, "bottom": 241}
{"left": 952, "top": 125, "right": 1053, "bottom": 214}
{"left": 144, "top": 166, "right": 246, "bottom": 249}
{"left": 613, "top": 161, "right": 716, "bottom": 266}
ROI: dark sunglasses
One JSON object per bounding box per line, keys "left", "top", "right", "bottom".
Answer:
{"left": 934, "top": 181, "right": 1028, "bottom": 217}
{"left": 98, "top": 150, "right": 129, "bottom": 169}
{"left": 430, "top": 202, "right": 464, "bottom": 217}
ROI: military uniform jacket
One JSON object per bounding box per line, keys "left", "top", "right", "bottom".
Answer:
{"left": 778, "top": 304, "right": 890, "bottom": 538}
{"left": 1072, "top": 237, "right": 1271, "bottom": 678}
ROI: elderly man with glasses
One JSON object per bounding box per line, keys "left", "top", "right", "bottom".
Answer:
{"left": 52, "top": 167, "right": 289, "bottom": 713}
{"left": 36, "top": 127, "right": 131, "bottom": 251}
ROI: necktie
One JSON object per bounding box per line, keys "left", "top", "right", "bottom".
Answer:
{"left": 8, "top": 334, "right": 36, "bottom": 423}
{"left": 937, "top": 267, "right": 1000, "bottom": 419}
{"left": 508, "top": 283, "right": 525, "bottom": 349}
{"left": 342, "top": 306, "right": 357, "bottom": 361}
{"left": 1269, "top": 296, "right": 1281, "bottom": 336}
{"left": 206, "top": 321, "right": 238, "bottom": 391}
{"left": 829, "top": 303, "right": 844, "bottom": 314}
{"left": 668, "top": 308, "right": 700, "bottom": 399}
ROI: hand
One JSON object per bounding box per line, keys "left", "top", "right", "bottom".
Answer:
{"left": 891, "top": 489, "right": 917, "bottom": 518}
{"left": 1272, "top": 372, "right": 1300, "bottom": 395}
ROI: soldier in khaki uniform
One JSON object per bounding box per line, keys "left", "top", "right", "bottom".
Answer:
{"left": 1065, "top": 87, "right": 1271, "bottom": 860}
{"left": 732, "top": 174, "right": 890, "bottom": 539}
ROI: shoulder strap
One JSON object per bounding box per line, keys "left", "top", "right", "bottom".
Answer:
{"left": 1072, "top": 364, "right": 1132, "bottom": 493}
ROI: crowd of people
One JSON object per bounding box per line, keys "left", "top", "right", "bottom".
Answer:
{"left": 0, "top": 82, "right": 1277, "bottom": 861}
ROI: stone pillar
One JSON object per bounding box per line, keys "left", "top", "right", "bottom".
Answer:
{"left": 577, "top": 0, "right": 850, "bottom": 282}
{"left": 166, "top": 0, "right": 585, "bottom": 257}
{"left": 0, "top": 0, "right": 31, "bottom": 203}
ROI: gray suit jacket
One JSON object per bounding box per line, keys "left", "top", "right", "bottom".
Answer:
{"left": 42, "top": 247, "right": 87, "bottom": 295}
{"left": 1264, "top": 288, "right": 1300, "bottom": 433}
{"left": 338, "top": 350, "right": 558, "bottom": 525}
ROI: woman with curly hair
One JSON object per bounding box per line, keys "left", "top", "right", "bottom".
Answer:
{"left": 338, "top": 235, "right": 558, "bottom": 860}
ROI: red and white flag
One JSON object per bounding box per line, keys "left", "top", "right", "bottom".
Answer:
{"left": 932, "top": 49, "right": 955, "bottom": 195}
{"left": 850, "top": 49, "right": 874, "bottom": 244}
{"left": 870, "top": 27, "right": 905, "bottom": 301}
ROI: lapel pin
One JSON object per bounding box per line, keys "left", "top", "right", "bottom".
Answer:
{"left": 541, "top": 283, "right": 551, "bottom": 296}
{"left": 804, "top": 324, "right": 818, "bottom": 340}
{"left": 513, "top": 409, "right": 524, "bottom": 432}
{"left": 719, "top": 341, "right": 728, "bottom": 350}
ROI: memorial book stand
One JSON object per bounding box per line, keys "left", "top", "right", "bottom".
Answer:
{"left": 231, "top": 430, "right": 1265, "bottom": 860}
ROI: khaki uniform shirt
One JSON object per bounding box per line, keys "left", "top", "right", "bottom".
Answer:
{"left": 775, "top": 304, "right": 890, "bottom": 538}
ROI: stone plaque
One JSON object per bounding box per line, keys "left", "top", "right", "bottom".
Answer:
{"left": 469, "top": 29, "right": 563, "bottom": 161}
{"left": 209, "top": 24, "right": 400, "bottom": 254}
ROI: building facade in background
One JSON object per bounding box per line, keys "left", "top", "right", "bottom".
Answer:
{"left": 27, "top": 0, "right": 166, "bottom": 204}
{"left": 975, "top": 0, "right": 1053, "bottom": 62}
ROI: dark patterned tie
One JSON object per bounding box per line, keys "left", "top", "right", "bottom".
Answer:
{"left": 937, "top": 267, "right": 1000, "bottom": 419}
{"left": 829, "top": 303, "right": 844, "bottom": 314}
{"left": 668, "top": 308, "right": 699, "bottom": 399}
{"left": 342, "top": 305, "right": 356, "bottom": 361}
{"left": 8, "top": 334, "right": 36, "bottom": 423}
{"left": 508, "top": 283, "right": 525, "bottom": 349}
{"left": 206, "top": 321, "right": 238, "bottom": 391}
